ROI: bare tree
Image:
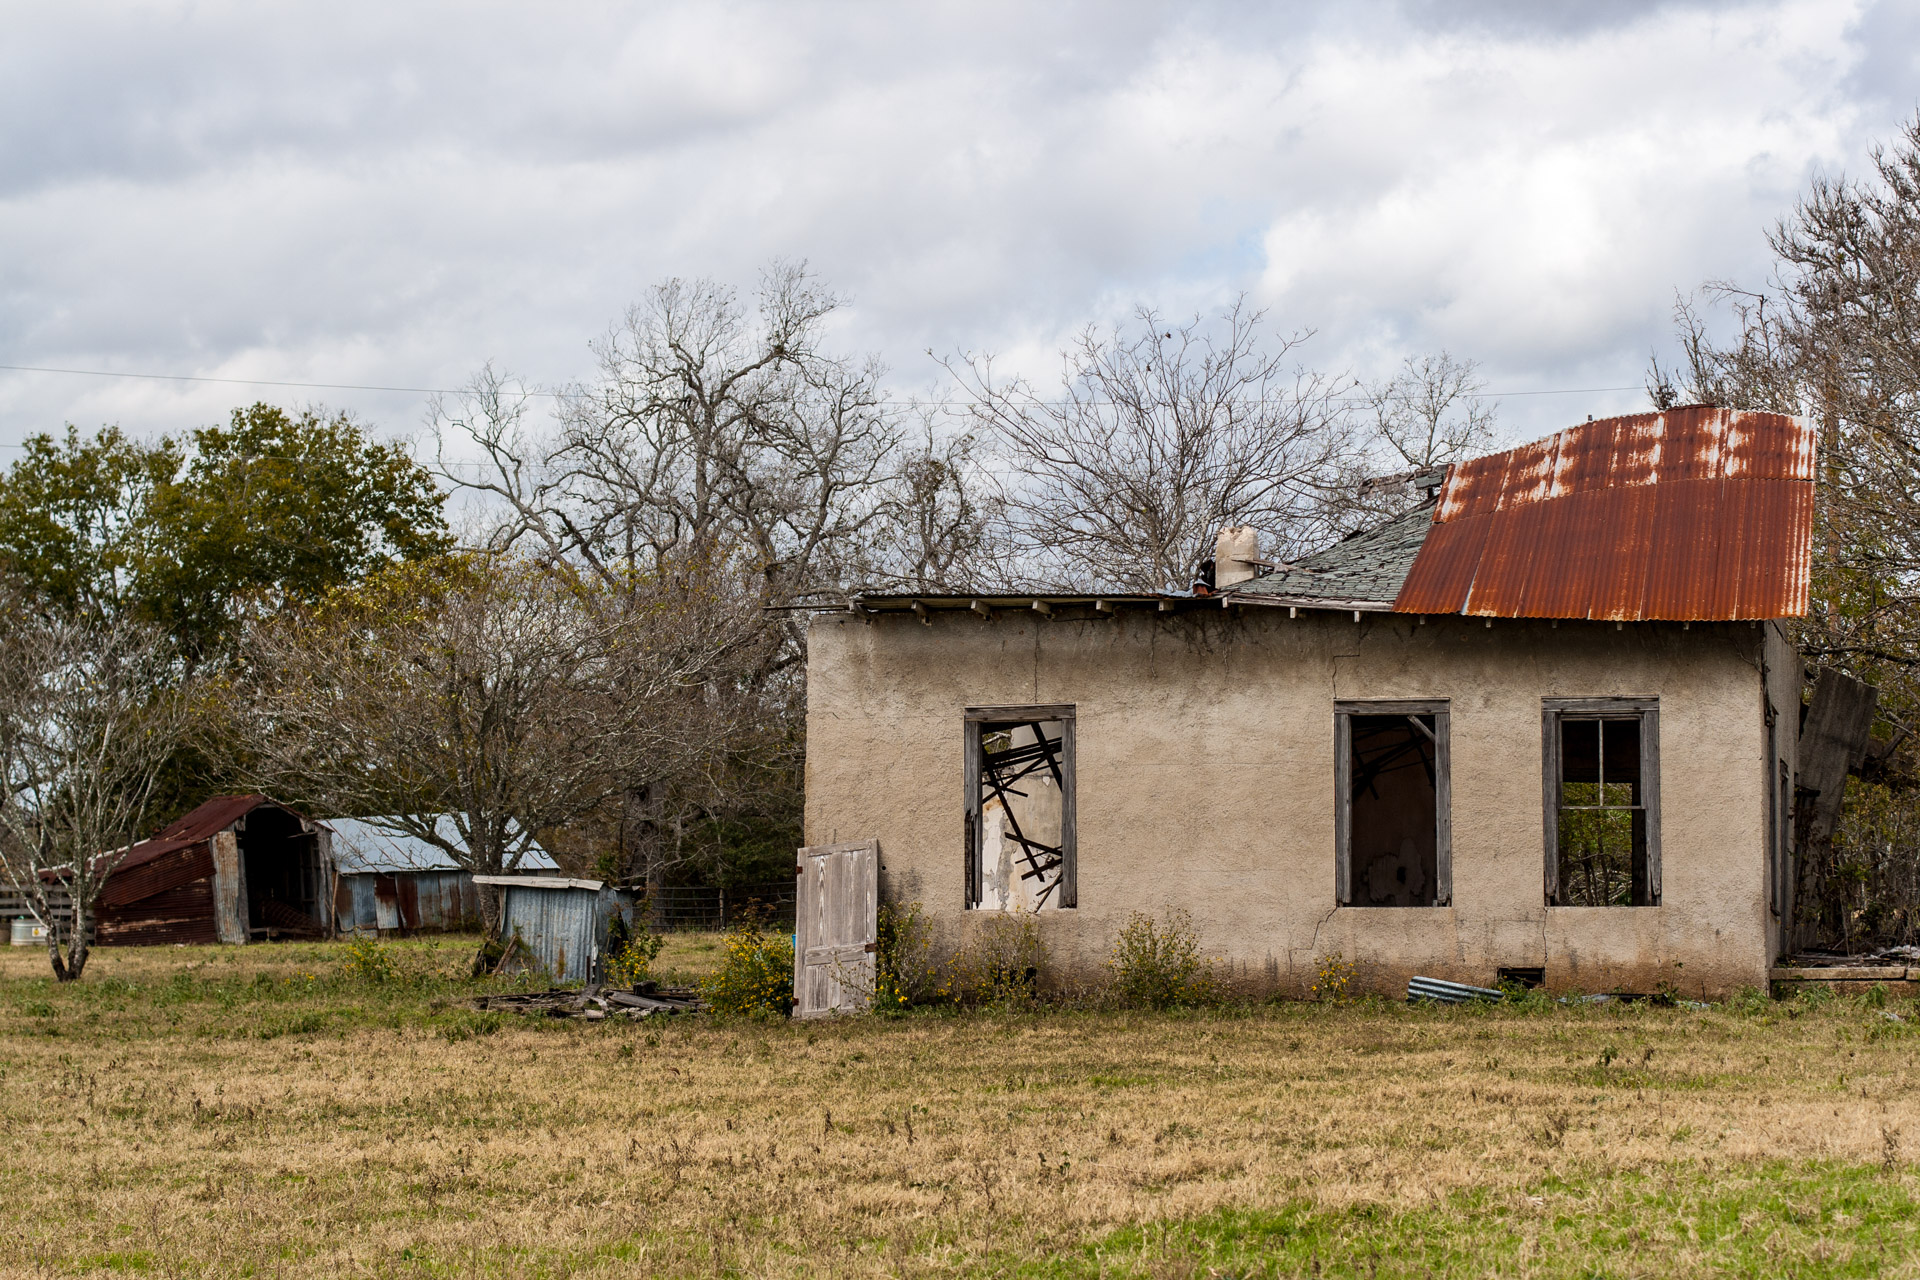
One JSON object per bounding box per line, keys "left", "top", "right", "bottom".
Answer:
{"left": 231, "top": 553, "right": 745, "bottom": 933}
{"left": 861, "top": 415, "right": 1009, "bottom": 593}
{"left": 945, "top": 300, "right": 1350, "bottom": 592}
{"left": 1337, "top": 352, "right": 1499, "bottom": 523}
{"left": 432, "top": 266, "right": 936, "bottom": 890}
{"left": 0, "top": 606, "right": 188, "bottom": 981}
{"left": 1655, "top": 115, "right": 1920, "bottom": 948}
{"left": 439, "top": 266, "right": 902, "bottom": 604}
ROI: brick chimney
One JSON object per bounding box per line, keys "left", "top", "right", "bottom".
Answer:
{"left": 1214, "top": 526, "right": 1261, "bottom": 588}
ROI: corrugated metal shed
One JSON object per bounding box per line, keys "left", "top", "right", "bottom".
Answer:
{"left": 1393, "top": 406, "right": 1815, "bottom": 620}
{"left": 328, "top": 817, "right": 558, "bottom": 937}
{"left": 475, "top": 875, "right": 632, "bottom": 984}
{"left": 98, "top": 795, "right": 329, "bottom": 946}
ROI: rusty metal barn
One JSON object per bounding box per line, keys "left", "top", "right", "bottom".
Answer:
{"left": 97, "top": 795, "right": 332, "bottom": 945}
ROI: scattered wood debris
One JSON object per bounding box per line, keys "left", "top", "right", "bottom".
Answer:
{"left": 470, "top": 981, "right": 703, "bottom": 1020}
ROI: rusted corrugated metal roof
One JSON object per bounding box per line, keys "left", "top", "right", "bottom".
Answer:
{"left": 1393, "top": 406, "right": 1815, "bottom": 620}
{"left": 114, "top": 794, "right": 285, "bottom": 872}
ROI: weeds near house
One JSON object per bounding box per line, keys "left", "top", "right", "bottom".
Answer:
{"left": 603, "top": 905, "right": 665, "bottom": 988}
{"left": 874, "top": 899, "right": 935, "bottom": 1010}
{"left": 700, "top": 915, "right": 794, "bottom": 1015}
{"left": 1107, "top": 907, "right": 1217, "bottom": 1008}
{"left": 1311, "top": 950, "right": 1356, "bottom": 1002}
{"left": 938, "top": 907, "right": 1047, "bottom": 1006}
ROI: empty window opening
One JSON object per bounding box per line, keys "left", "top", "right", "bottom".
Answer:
{"left": 1544, "top": 700, "right": 1660, "bottom": 907}
{"left": 965, "top": 708, "right": 1075, "bottom": 910}
{"left": 1336, "top": 702, "right": 1451, "bottom": 907}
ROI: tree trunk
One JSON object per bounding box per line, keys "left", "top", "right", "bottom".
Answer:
{"left": 62, "top": 917, "right": 90, "bottom": 982}
{"left": 44, "top": 927, "right": 71, "bottom": 982}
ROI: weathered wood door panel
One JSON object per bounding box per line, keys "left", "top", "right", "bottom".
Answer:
{"left": 793, "top": 840, "right": 878, "bottom": 1018}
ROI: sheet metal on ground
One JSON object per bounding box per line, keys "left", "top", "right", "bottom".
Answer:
{"left": 1394, "top": 406, "right": 1815, "bottom": 620}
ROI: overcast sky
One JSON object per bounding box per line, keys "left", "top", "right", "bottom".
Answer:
{"left": 2, "top": 0, "right": 1916, "bottom": 458}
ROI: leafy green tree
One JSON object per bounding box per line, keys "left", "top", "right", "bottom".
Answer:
{"left": 0, "top": 425, "right": 180, "bottom": 618}
{"left": 0, "top": 404, "right": 451, "bottom": 828}
{"left": 0, "top": 403, "right": 450, "bottom": 660}
{"left": 143, "top": 404, "right": 452, "bottom": 660}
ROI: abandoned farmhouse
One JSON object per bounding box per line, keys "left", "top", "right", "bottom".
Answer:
{"left": 805, "top": 406, "right": 1818, "bottom": 999}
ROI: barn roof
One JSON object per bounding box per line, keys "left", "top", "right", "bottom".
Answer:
{"left": 114, "top": 794, "right": 306, "bottom": 873}
{"left": 1391, "top": 405, "right": 1815, "bottom": 620}
{"left": 326, "top": 816, "right": 559, "bottom": 875}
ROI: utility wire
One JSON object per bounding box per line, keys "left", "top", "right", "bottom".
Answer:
{"left": 0, "top": 361, "right": 1645, "bottom": 404}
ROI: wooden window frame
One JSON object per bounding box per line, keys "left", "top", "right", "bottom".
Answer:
{"left": 1542, "top": 697, "right": 1661, "bottom": 907}
{"left": 964, "top": 705, "right": 1077, "bottom": 910}
{"left": 1334, "top": 699, "right": 1452, "bottom": 908}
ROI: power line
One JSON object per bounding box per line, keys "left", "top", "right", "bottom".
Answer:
{"left": 0, "top": 363, "right": 566, "bottom": 399}
{"left": 0, "top": 360, "right": 1646, "bottom": 404}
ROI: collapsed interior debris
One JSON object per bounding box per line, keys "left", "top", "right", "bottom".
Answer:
{"left": 966, "top": 712, "right": 1074, "bottom": 910}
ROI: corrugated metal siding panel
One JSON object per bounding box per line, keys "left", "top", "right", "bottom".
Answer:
{"left": 96, "top": 877, "right": 219, "bottom": 946}
{"left": 499, "top": 885, "right": 614, "bottom": 984}
{"left": 101, "top": 842, "right": 215, "bottom": 908}
{"left": 1397, "top": 407, "right": 1814, "bottom": 620}
{"left": 407, "top": 872, "right": 480, "bottom": 932}
{"left": 336, "top": 871, "right": 481, "bottom": 936}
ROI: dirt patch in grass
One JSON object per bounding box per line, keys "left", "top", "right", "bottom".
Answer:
{"left": 2, "top": 938, "right": 1917, "bottom": 1277}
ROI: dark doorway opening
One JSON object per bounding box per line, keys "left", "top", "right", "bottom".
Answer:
{"left": 241, "top": 806, "right": 328, "bottom": 937}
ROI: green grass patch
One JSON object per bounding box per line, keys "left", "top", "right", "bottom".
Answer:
{"left": 1024, "top": 1162, "right": 1920, "bottom": 1278}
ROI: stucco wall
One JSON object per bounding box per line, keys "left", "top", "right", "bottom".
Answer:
{"left": 805, "top": 605, "right": 1783, "bottom": 999}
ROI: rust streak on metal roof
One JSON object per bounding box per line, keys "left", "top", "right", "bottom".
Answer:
{"left": 1394, "top": 406, "right": 1815, "bottom": 621}
{"left": 113, "top": 794, "right": 287, "bottom": 872}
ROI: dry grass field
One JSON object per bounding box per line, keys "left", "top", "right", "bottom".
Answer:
{"left": 2, "top": 936, "right": 1919, "bottom": 1279}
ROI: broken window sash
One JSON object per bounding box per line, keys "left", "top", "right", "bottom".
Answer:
{"left": 964, "top": 706, "right": 1076, "bottom": 910}
{"left": 1334, "top": 700, "right": 1452, "bottom": 908}
{"left": 1542, "top": 698, "right": 1660, "bottom": 907}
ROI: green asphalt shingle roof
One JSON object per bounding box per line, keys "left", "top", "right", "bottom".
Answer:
{"left": 1229, "top": 502, "right": 1436, "bottom": 608}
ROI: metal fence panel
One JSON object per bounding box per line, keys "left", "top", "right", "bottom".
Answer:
{"left": 643, "top": 882, "right": 796, "bottom": 932}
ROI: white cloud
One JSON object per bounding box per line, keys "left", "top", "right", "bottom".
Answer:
{"left": 0, "top": 0, "right": 1906, "bottom": 454}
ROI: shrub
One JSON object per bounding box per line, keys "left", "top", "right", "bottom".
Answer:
{"left": 875, "top": 900, "right": 936, "bottom": 1011}
{"left": 604, "top": 906, "right": 665, "bottom": 988}
{"left": 1108, "top": 908, "right": 1218, "bottom": 1008}
{"left": 939, "top": 909, "right": 1048, "bottom": 1007}
{"left": 702, "top": 917, "right": 794, "bottom": 1016}
{"left": 340, "top": 938, "right": 398, "bottom": 985}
